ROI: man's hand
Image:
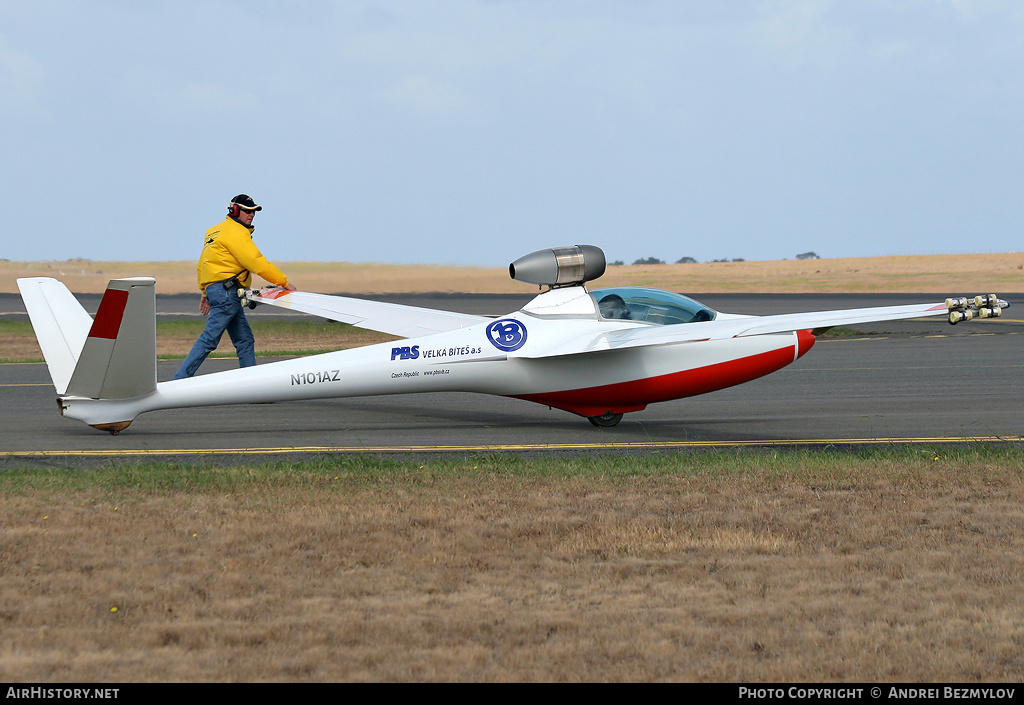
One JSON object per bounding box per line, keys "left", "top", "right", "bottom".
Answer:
{"left": 199, "top": 296, "right": 210, "bottom": 315}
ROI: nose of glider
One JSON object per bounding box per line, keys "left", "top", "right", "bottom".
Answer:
{"left": 796, "top": 329, "right": 816, "bottom": 359}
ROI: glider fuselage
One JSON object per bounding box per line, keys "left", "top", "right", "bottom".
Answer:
{"left": 56, "top": 293, "right": 812, "bottom": 426}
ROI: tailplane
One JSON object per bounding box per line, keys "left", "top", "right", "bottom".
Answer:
{"left": 17, "top": 277, "right": 94, "bottom": 394}
{"left": 18, "top": 277, "right": 157, "bottom": 400}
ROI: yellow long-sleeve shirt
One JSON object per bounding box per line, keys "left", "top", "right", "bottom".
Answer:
{"left": 196, "top": 217, "right": 289, "bottom": 295}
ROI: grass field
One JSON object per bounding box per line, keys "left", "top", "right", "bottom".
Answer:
{"left": 2, "top": 447, "right": 1023, "bottom": 682}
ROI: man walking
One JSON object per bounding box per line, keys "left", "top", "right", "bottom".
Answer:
{"left": 174, "top": 194, "right": 296, "bottom": 380}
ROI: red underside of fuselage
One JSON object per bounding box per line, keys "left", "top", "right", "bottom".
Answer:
{"left": 511, "top": 330, "right": 816, "bottom": 418}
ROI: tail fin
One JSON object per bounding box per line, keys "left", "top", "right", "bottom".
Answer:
{"left": 18, "top": 277, "right": 157, "bottom": 399}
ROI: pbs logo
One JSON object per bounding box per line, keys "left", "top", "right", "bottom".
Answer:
{"left": 486, "top": 319, "right": 528, "bottom": 352}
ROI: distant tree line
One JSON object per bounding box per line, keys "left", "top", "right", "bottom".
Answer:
{"left": 607, "top": 252, "right": 820, "bottom": 265}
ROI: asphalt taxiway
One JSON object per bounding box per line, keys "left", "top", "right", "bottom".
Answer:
{"left": 2, "top": 293, "right": 1022, "bottom": 464}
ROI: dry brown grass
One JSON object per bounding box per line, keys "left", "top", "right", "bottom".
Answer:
{"left": 1, "top": 455, "right": 1022, "bottom": 682}
{"left": 2, "top": 335, "right": 50, "bottom": 362}
{"left": 4, "top": 253, "right": 1024, "bottom": 295}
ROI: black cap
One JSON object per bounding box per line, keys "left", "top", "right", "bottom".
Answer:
{"left": 229, "top": 194, "right": 262, "bottom": 212}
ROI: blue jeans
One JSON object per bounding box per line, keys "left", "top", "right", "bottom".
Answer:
{"left": 174, "top": 281, "right": 256, "bottom": 379}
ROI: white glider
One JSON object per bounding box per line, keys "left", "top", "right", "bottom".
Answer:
{"left": 17, "top": 245, "right": 1009, "bottom": 433}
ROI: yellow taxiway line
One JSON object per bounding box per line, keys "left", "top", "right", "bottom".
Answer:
{"left": 2, "top": 436, "right": 1021, "bottom": 458}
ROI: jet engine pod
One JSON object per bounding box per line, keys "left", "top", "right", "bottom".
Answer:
{"left": 509, "top": 245, "right": 606, "bottom": 287}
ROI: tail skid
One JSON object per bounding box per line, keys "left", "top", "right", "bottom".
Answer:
{"left": 18, "top": 277, "right": 158, "bottom": 433}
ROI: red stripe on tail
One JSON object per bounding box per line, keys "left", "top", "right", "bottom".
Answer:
{"left": 88, "top": 289, "right": 129, "bottom": 339}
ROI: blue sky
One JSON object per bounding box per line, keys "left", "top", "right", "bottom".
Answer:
{"left": 1, "top": 1, "right": 1021, "bottom": 266}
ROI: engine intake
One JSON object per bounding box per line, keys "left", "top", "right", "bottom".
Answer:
{"left": 509, "top": 245, "right": 606, "bottom": 287}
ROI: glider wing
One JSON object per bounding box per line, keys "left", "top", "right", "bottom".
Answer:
{"left": 246, "top": 289, "right": 490, "bottom": 338}
{"left": 513, "top": 300, "right": 973, "bottom": 359}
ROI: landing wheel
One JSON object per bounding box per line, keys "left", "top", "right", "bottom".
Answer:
{"left": 90, "top": 421, "right": 132, "bottom": 435}
{"left": 588, "top": 412, "right": 623, "bottom": 427}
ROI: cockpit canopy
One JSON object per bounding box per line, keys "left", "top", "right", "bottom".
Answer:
{"left": 591, "top": 287, "right": 717, "bottom": 325}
